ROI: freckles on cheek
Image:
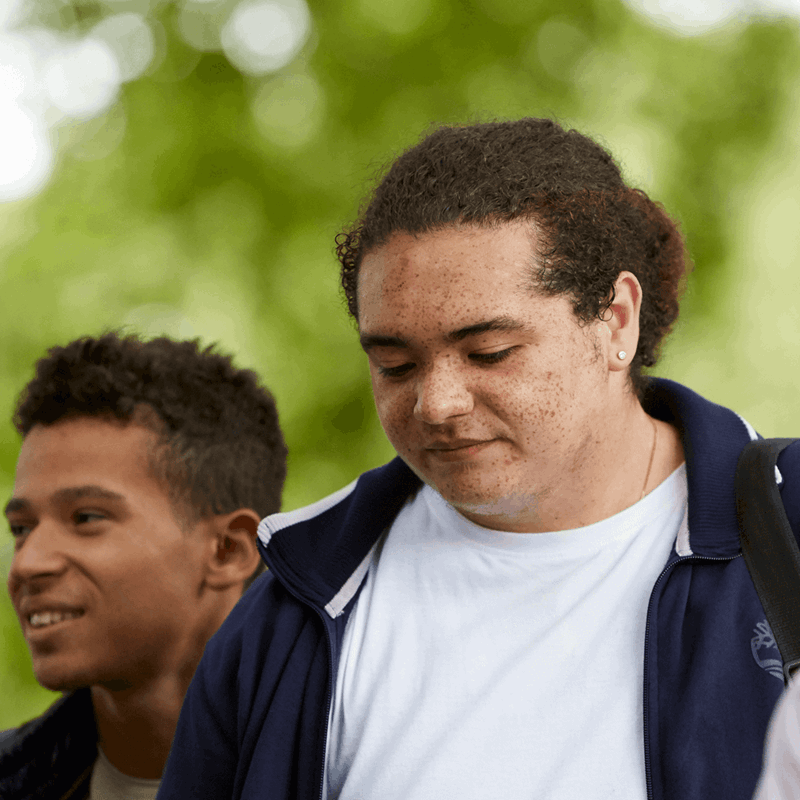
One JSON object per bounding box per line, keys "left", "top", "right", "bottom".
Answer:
{"left": 373, "top": 397, "right": 410, "bottom": 450}
{"left": 511, "top": 380, "right": 567, "bottom": 445}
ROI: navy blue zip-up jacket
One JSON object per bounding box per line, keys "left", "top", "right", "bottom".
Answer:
{"left": 0, "top": 689, "right": 95, "bottom": 799}
{"left": 157, "top": 379, "right": 800, "bottom": 800}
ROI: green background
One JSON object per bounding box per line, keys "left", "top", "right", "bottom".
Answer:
{"left": 2, "top": 0, "right": 799, "bottom": 728}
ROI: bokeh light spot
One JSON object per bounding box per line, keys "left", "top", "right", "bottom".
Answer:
{"left": 620, "top": 0, "right": 800, "bottom": 32}
{"left": 91, "top": 13, "right": 155, "bottom": 83}
{"left": 355, "top": 0, "right": 432, "bottom": 35}
{"left": 623, "top": 0, "right": 742, "bottom": 32}
{"left": 0, "top": 35, "right": 35, "bottom": 100}
{"left": 176, "top": 0, "right": 225, "bottom": 52}
{"left": 0, "top": 103, "right": 53, "bottom": 201}
{"left": 251, "top": 72, "right": 324, "bottom": 148}
{"left": 221, "top": 0, "right": 311, "bottom": 75}
{"left": 0, "top": 0, "right": 25, "bottom": 31}
{"left": 120, "top": 303, "right": 199, "bottom": 340}
{"left": 43, "top": 38, "right": 121, "bottom": 118}
{"left": 536, "top": 17, "right": 590, "bottom": 80}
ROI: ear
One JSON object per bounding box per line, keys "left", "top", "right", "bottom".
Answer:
{"left": 602, "top": 271, "right": 642, "bottom": 372}
{"left": 203, "top": 508, "right": 262, "bottom": 591}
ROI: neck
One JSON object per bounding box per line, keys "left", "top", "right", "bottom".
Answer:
{"left": 89, "top": 588, "right": 243, "bottom": 778}
{"left": 91, "top": 675, "right": 190, "bottom": 780}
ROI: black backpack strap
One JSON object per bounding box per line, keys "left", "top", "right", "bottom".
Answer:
{"left": 735, "top": 438, "right": 800, "bottom": 685}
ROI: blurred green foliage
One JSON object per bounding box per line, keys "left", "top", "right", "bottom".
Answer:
{"left": 2, "top": 0, "right": 799, "bottom": 728}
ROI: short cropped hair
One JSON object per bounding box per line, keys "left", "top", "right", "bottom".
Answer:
{"left": 337, "top": 118, "right": 690, "bottom": 398}
{"left": 14, "top": 333, "right": 287, "bottom": 585}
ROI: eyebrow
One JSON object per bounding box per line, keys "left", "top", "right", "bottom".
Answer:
{"left": 4, "top": 485, "right": 126, "bottom": 518}
{"left": 447, "top": 316, "right": 526, "bottom": 342}
{"left": 359, "top": 316, "right": 527, "bottom": 352}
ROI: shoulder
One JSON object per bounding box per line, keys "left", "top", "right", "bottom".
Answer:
{"left": 195, "top": 569, "right": 327, "bottom": 702}
{"left": 189, "top": 461, "right": 421, "bottom": 713}
{"left": 0, "top": 690, "right": 96, "bottom": 798}
{"left": 255, "top": 458, "right": 421, "bottom": 617}
{"left": 0, "top": 690, "right": 90, "bottom": 754}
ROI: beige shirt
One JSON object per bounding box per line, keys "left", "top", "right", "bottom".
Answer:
{"left": 89, "top": 748, "right": 160, "bottom": 800}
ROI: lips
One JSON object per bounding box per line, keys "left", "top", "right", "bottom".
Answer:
{"left": 425, "top": 438, "right": 498, "bottom": 461}
{"left": 426, "top": 438, "right": 493, "bottom": 451}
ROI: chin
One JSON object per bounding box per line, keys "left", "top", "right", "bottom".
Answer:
{"left": 445, "top": 483, "right": 544, "bottom": 520}
{"left": 32, "top": 661, "right": 96, "bottom": 693}
{"left": 428, "top": 473, "right": 502, "bottom": 505}
{"left": 438, "top": 487, "right": 509, "bottom": 517}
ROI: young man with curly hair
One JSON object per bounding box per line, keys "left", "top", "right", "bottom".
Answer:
{"left": 158, "top": 119, "right": 800, "bottom": 800}
{"left": 1, "top": 333, "right": 287, "bottom": 800}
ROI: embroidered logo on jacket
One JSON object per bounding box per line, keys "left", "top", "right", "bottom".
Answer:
{"left": 751, "top": 620, "right": 783, "bottom": 681}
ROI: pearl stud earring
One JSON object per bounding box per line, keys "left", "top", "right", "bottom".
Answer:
{"left": 618, "top": 351, "right": 627, "bottom": 360}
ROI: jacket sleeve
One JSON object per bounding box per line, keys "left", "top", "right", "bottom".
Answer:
{"left": 156, "top": 569, "right": 333, "bottom": 800}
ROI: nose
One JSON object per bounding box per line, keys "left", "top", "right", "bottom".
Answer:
{"left": 7, "top": 524, "right": 67, "bottom": 596}
{"left": 413, "top": 362, "right": 474, "bottom": 425}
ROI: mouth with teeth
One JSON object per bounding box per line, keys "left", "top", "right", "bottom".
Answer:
{"left": 27, "top": 610, "right": 84, "bottom": 629}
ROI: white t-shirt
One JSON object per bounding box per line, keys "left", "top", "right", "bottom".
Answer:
{"left": 325, "top": 464, "right": 688, "bottom": 800}
{"left": 89, "top": 748, "right": 161, "bottom": 800}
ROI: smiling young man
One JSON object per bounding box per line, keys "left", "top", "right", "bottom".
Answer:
{"left": 0, "top": 333, "right": 287, "bottom": 800}
{"left": 157, "top": 119, "right": 800, "bottom": 800}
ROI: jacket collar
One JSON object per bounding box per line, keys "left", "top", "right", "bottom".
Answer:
{"left": 258, "top": 457, "right": 421, "bottom": 617}
{"left": 643, "top": 377, "right": 756, "bottom": 559}
{"left": 259, "top": 378, "right": 758, "bottom": 615}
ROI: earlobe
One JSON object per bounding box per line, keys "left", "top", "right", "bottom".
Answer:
{"left": 606, "top": 271, "right": 642, "bottom": 371}
{"left": 205, "top": 509, "right": 262, "bottom": 591}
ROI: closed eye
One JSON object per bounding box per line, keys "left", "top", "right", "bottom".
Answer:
{"left": 377, "top": 363, "right": 415, "bottom": 378}
{"left": 469, "top": 348, "right": 516, "bottom": 365}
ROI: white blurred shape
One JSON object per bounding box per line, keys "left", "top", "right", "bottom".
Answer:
{"left": 43, "top": 37, "right": 121, "bottom": 118}
{"left": 623, "top": 0, "right": 800, "bottom": 33}
{"left": 757, "top": 0, "right": 800, "bottom": 14}
{"left": 1, "top": 56, "right": 24, "bottom": 103}
{"left": 0, "top": 0, "right": 25, "bottom": 31}
{"left": 91, "top": 13, "right": 155, "bottom": 82}
{"left": 0, "top": 61, "right": 24, "bottom": 98}
{"left": 0, "top": 33, "right": 40, "bottom": 101}
{"left": 623, "top": 0, "right": 741, "bottom": 33}
{"left": 0, "top": 101, "right": 53, "bottom": 200}
{"left": 221, "top": 0, "right": 311, "bottom": 75}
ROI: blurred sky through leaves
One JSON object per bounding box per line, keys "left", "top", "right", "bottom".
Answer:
{"left": 1, "top": 0, "right": 800, "bottom": 726}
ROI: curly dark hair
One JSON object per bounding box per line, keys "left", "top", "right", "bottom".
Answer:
{"left": 13, "top": 332, "right": 287, "bottom": 586}
{"left": 336, "top": 118, "right": 690, "bottom": 398}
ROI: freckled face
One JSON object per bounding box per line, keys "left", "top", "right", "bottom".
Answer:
{"left": 357, "top": 222, "right": 613, "bottom": 532}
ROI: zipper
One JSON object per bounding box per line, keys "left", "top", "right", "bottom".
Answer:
{"left": 316, "top": 605, "right": 336, "bottom": 800}
{"left": 262, "top": 551, "right": 337, "bottom": 800}
{"left": 642, "top": 553, "right": 740, "bottom": 800}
